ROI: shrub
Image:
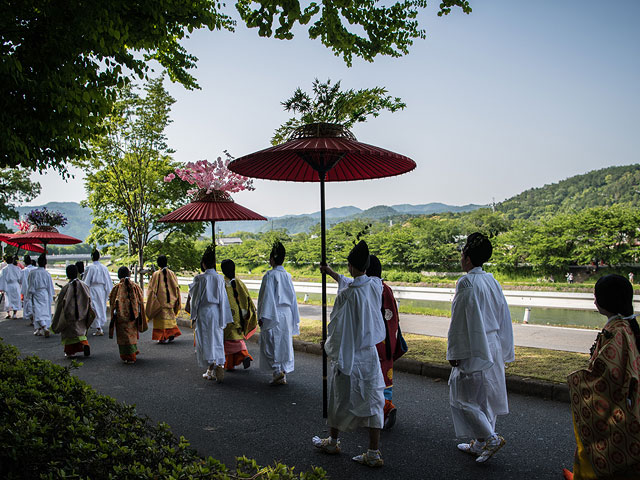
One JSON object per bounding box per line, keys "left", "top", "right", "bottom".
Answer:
{"left": 0, "top": 340, "right": 326, "bottom": 480}
{"left": 385, "top": 271, "right": 423, "bottom": 283}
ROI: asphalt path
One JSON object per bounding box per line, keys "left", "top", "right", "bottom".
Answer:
{"left": 1, "top": 315, "right": 577, "bottom": 479}
{"left": 298, "top": 304, "right": 597, "bottom": 354}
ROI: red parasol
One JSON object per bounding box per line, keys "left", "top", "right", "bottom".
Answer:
{"left": 229, "top": 122, "right": 416, "bottom": 417}
{"left": 10, "top": 227, "right": 82, "bottom": 252}
{"left": 0, "top": 233, "right": 46, "bottom": 254}
{"left": 158, "top": 190, "right": 267, "bottom": 266}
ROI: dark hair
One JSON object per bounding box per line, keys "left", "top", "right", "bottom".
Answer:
{"left": 221, "top": 259, "right": 241, "bottom": 312}
{"left": 270, "top": 241, "right": 285, "bottom": 266}
{"left": 463, "top": 232, "right": 493, "bottom": 267}
{"left": 117, "top": 266, "right": 130, "bottom": 279}
{"left": 202, "top": 246, "right": 216, "bottom": 270}
{"left": 158, "top": 257, "right": 171, "bottom": 303}
{"left": 31, "top": 260, "right": 36, "bottom": 267}
{"left": 366, "top": 255, "right": 382, "bottom": 279}
{"left": 595, "top": 274, "right": 634, "bottom": 317}
{"left": 117, "top": 266, "right": 136, "bottom": 319}
{"left": 12, "top": 256, "right": 18, "bottom": 265}
{"left": 75, "top": 261, "right": 85, "bottom": 275}
{"left": 5, "top": 255, "right": 13, "bottom": 265}
{"left": 91, "top": 250, "right": 100, "bottom": 261}
{"left": 23, "top": 255, "right": 32, "bottom": 265}
{"left": 66, "top": 264, "right": 78, "bottom": 280}
{"left": 37, "top": 254, "right": 47, "bottom": 267}
{"left": 596, "top": 274, "right": 639, "bottom": 352}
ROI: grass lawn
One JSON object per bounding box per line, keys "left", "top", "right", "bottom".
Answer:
{"left": 294, "top": 319, "right": 590, "bottom": 385}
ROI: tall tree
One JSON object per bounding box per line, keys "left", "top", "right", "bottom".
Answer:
{"left": 80, "top": 76, "right": 201, "bottom": 285}
{"left": 0, "top": 168, "right": 41, "bottom": 232}
{"left": 1, "top": 1, "right": 470, "bottom": 174}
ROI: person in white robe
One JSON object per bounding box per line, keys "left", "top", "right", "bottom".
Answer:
{"left": 257, "top": 241, "right": 300, "bottom": 385}
{"left": 189, "top": 247, "right": 233, "bottom": 384}
{"left": 0, "top": 256, "right": 23, "bottom": 318}
{"left": 313, "top": 240, "right": 386, "bottom": 468}
{"left": 28, "top": 254, "right": 55, "bottom": 337}
{"left": 21, "top": 255, "right": 37, "bottom": 324}
{"left": 447, "top": 232, "right": 515, "bottom": 464}
{"left": 83, "top": 250, "right": 113, "bottom": 336}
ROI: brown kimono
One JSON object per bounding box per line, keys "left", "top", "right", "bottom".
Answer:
{"left": 108, "top": 278, "right": 147, "bottom": 363}
{"left": 146, "top": 268, "right": 181, "bottom": 342}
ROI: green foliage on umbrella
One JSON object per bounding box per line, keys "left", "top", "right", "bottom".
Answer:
{"left": 272, "top": 78, "right": 406, "bottom": 145}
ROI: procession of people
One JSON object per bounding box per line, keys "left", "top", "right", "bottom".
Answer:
{"left": 1, "top": 234, "right": 638, "bottom": 475}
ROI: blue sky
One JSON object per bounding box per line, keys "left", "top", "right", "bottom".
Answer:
{"left": 29, "top": 0, "right": 640, "bottom": 217}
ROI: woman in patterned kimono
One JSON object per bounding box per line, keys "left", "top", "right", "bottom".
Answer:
{"left": 146, "top": 255, "right": 181, "bottom": 344}
{"left": 220, "top": 259, "right": 258, "bottom": 371}
{"left": 108, "top": 266, "right": 147, "bottom": 364}
{"left": 563, "top": 274, "right": 640, "bottom": 479}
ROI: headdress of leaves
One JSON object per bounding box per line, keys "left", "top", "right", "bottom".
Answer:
{"left": 346, "top": 223, "right": 372, "bottom": 246}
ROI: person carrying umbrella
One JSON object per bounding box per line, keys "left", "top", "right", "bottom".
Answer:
{"left": 145, "top": 255, "right": 181, "bottom": 344}
{"left": 189, "top": 245, "right": 233, "bottom": 383}
{"left": 257, "top": 241, "right": 300, "bottom": 386}
{"left": 313, "top": 240, "right": 386, "bottom": 468}
{"left": 321, "top": 254, "right": 402, "bottom": 430}
{"left": 220, "top": 259, "right": 257, "bottom": 371}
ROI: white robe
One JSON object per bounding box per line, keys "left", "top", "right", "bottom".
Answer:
{"left": 0, "top": 264, "right": 23, "bottom": 312}
{"left": 21, "top": 265, "right": 37, "bottom": 319}
{"left": 28, "top": 267, "right": 55, "bottom": 329}
{"left": 325, "top": 274, "right": 386, "bottom": 432}
{"left": 257, "top": 266, "right": 300, "bottom": 374}
{"left": 447, "top": 266, "right": 515, "bottom": 438}
{"left": 190, "top": 269, "right": 233, "bottom": 367}
{"left": 84, "top": 261, "right": 113, "bottom": 330}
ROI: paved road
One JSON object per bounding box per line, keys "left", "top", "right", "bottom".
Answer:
{"left": 1, "top": 316, "right": 576, "bottom": 479}
{"left": 298, "top": 304, "right": 597, "bottom": 354}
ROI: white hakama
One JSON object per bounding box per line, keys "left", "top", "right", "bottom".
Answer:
{"left": 28, "top": 267, "right": 55, "bottom": 329}
{"left": 0, "top": 264, "right": 23, "bottom": 312}
{"left": 190, "top": 269, "right": 233, "bottom": 368}
{"left": 325, "top": 274, "right": 386, "bottom": 432}
{"left": 21, "top": 265, "right": 36, "bottom": 320}
{"left": 447, "top": 267, "right": 514, "bottom": 439}
{"left": 83, "top": 261, "right": 113, "bottom": 330}
{"left": 257, "top": 266, "right": 300, "bottom": 375}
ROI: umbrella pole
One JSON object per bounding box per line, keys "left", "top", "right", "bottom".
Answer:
{"left": 320, "top": 172, "right": 328, "bottom": 419}
{"left": 211, "top": 220, "right": 216, "bottom": 269}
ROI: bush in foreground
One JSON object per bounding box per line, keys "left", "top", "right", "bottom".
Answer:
{"left": 0, "top": 340, "right": 326, "bottom": 479}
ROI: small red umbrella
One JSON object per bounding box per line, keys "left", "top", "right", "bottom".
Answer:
{"left": 229, "top": 122, "right": 416, "bottom": 417}
{"left": 158, "top": 189, "right": 267, "bottom": 266}
{"left": 0, "top": 233, "right": 46, "bottom": 254}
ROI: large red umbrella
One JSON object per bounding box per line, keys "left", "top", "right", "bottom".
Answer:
{"left": 11, "top": 228, "right": 82, "bottom": 252}
{"left": 0, "top": 233, "right": 46, "bottom": 254}
{"left": 158, "top": 189, "right": 267, "bottom": 266}
{"left": 229, "top": 122, "right": 416, "bottom": 417}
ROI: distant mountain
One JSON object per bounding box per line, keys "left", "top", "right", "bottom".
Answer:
{"left": 392, "top": 203, "right": 485, "bottom": 214}
{"left": 4, "top": 202, "right": 92, "bottom": 241}
{"left": 497, "top": 164, "right": 640, "bottom": 219}
{"left": 221, "top": 202, "right": 485, "bottom": 235}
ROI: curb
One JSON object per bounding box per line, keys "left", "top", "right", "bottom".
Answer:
{"left": 177, "top": 318, "right": 570, "bottom": 403}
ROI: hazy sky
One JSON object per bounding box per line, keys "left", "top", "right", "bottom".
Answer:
{"left": 27, "top": 0, "right": 640, "bottom": 217}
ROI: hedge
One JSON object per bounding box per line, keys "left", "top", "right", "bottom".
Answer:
{"left": 0, "top": 340, "right": 326, "bottom": 479}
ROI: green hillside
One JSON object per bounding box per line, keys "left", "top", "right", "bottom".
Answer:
{"left": 497, "top": 164, "right": 640, "bottom": 219}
